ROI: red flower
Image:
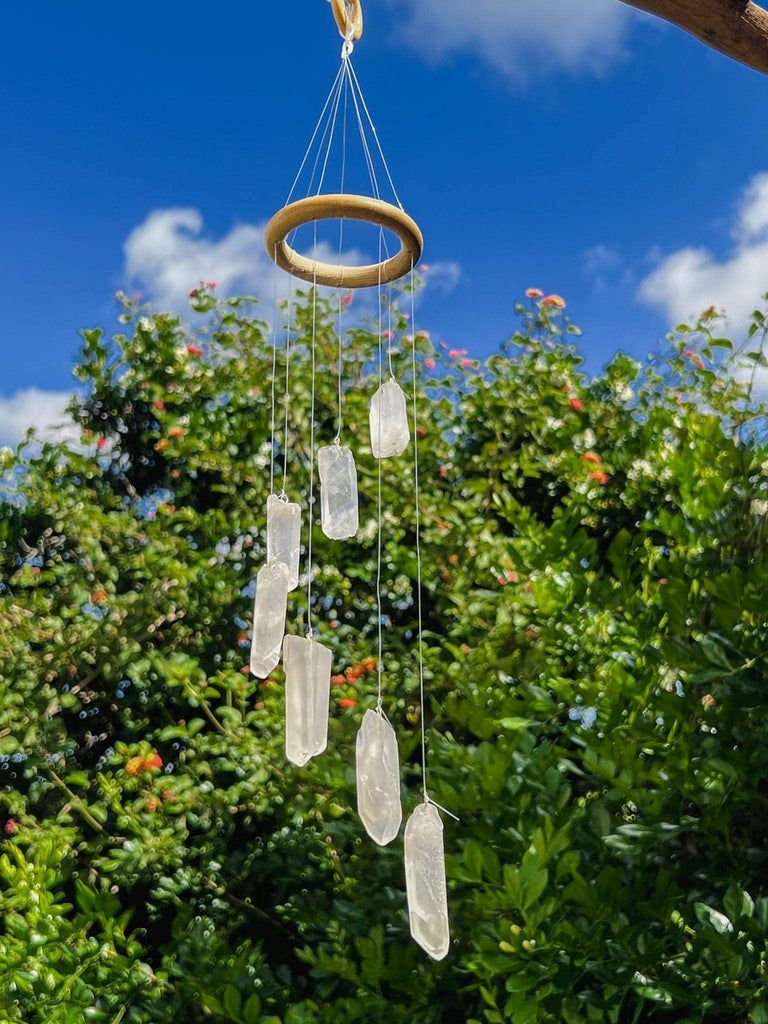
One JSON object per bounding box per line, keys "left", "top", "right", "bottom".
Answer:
{"left": 162, "top": 789, "right": 174, "bottom": 799}
{"left": 425, "top": 358, "right": 436, "bottom": 369}
{"left": 206, "top": 281, "right": 217, "bottom": 288}
{"left": 439, "top": 466, "right": 447, "bottom": 478}
{"left": 331, "top": 674, "right": 346, "bottom": 686}
{"left": 383, "top": 329, "right": 394, "bottom": 340}
{"left": 589, "top": 471, "right": 608, "bottom": 485}
{"left": 541, "top": 294, "right": 566, "bottom": 309}
{"left": 153, "top": 400, "right": 164, "bottom": 410}
{"left": 92, "top": 590, "right": 107, "bottom": 603}
{"left": 526, "top": 288, "right": 543, "bottom": 298}
{"left": 346, "top": 665, "right": 365, "bottom": 682}
{"left": 254, "top": 701, "right": 265, "bottom": 710}
{"left": 97, "top": 438, "right": 108, "bottom": 449}
{"left": 4, "top": 819, "right": 16, "bottom": 834}
{"left": 461, "top": 359, "right": 473, "bottom": 368}
{"left": 186, "top": 344, "right": 204, "bottom": 356}
{"left": 702, "top": 694, "right": 715, "bottom": 707}
{"left": 658, "top": 578, "right": 668, "bottom": 585}
{"left": 696, "top": 358, "right": 705, "bottom": 370}
{"left": 329, "top": 620, "right": 338, "bottom": 629}
{"left": 240, "top": 665, "right": 250, "bottom": 675}
{"left": 340, "top": 698, "right": 357, "bottom": 709}
{"left": 361, "top": 657, "right": 377, "bottom": 672}
{"left": 144, "top": 753, "right": 163, "bottom": 769}
{"left": 343, "top": 294, "right": 353, "bottom": 306}
{"left": 126, "top": 756, "right": 144, "bottom": 776}
{"left": 569, "top": 398, "right": 584, "bottom": 411}
{"left": 684, "top": 350, "right": 694, "bottom": 358}
{"left": 189, "top": 288, "right": 198, "bottom": 298}
{"left": 168, "top": 427, "right": 185, "bottom": 438}
{"left": 497, "top": 576, "right": 508, "bottom": 585}
{"left": 449, "top": 349, "right": 461, "bottom": 358}
{"left": 582, "top": 452, "right": 601, "bottom": 464}
{"left": 417, "top": 426, "right": 427, "bottom": 437}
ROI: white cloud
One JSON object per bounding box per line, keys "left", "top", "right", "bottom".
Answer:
{"left": 421, "top": 259, "right": 462, "bottom": 292}
{"left": 639, "top": 173, "right": 768, "bottom": 333}
{"left": 123, "top": 207, "right": 373, "bottom": 312}
{"left": 383, "top": 0, "right": 634, "bottom": 80}
{"left": 0, "top": 389, "right": 78, "bottom": 448}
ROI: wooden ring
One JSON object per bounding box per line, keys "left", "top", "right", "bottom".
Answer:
{"left": 265, "top": 194, "right": 423, "bottom": 289}
{"left": 331, "top": 0, "right": 363, "bottom": 40}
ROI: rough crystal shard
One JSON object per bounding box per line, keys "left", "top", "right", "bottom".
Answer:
{"left": 369, "top": 380, "right": 410, "bottom": 458}
{"left": 249, "top": 563, "right": 289, "bottom": 679}
{"left": 318, "top": 444, "right": 359, "bottom": 540}
{"left": 356, "top": 709, "right": 402, "bottom": 846}
{"left": 283, "top": 635, "right": 332, "bottom": 767}
{"left": 266, "top": 494, "right": 301, "bottom": 591}
{"left": 404, "top": 802, "right": 450, "bottom": 961}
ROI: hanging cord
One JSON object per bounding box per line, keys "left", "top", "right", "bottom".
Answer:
{"left": 375, "top": 228, "right": 385, "bottom": 709}
{"left": 270, "top": 245, "right": 279, "bottom": 497}
{"left": 286, "top": 62, "right": 345, "bottom": 206}
{"left": 281, "top": 275, "right": 294, "bottom": 496}
{"left": 306, "top": 224, "right": 319, "bottom": 638}
{"left": 409, "top": 262, "right": 458, "bottom": 822}
{"left": 347, "top": 59, "right": 404, "bottom": 211}
{"left": 334, "top": 67, "right": 349, "bottom": 445}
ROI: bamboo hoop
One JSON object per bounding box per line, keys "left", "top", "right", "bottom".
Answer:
{"left": 265, "top": 194, "right": 423, "bottom": 289}
{"left": 331, "top": 0, "right": 363, "bottom": 40}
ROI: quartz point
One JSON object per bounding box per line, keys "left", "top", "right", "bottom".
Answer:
{"left": 404, "top": 802, "right": 451, "bottom": 961}
{"left": 283, "top": 634, "right": 332, "bottom": 767}
{"left": 249, "top": 562, "right": 289, "bottom": 679}
{"left": 356, "top": 709, "right": 402, "bottom": 846}
{"left": 369, "top": 380, "right": 410, "bottom": 458}
{"left": 266, "top": 494, "right": 301, "bottom": 591}
{"left": 318, "top": 444, "right": 359, "bottom": 540}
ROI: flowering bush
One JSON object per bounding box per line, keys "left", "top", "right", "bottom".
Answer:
{"left": 2, "top": 285, "right": 768, "bottom": 1023}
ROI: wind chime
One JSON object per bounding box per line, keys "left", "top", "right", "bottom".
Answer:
{"left": 249, "top": 0, "right": 451, "bottom": 961}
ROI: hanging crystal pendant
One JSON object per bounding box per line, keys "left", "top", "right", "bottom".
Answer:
{"left": 404, "top": 802, "right": 450, "bottom": 960}
{"left": 283, "top": 634, "right": 332, "bottom": 767}
{"left": 266, "top": 494, "right": 301, "bottom": 591}
{"left": 249, "top": 562, "right": 289, "bottom": 679}
{"left": 369, "top": 380, "right": 410, "bottom": 458}
{"left": 355, "top": 708, "right": 402, "bottom": 845}
{"left": 318, "top": 444, "right": 359, "bottom": 540}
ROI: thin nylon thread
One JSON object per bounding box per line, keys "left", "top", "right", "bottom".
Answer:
{"left": 270, "top": 244, "right": 279, "bottom": 497}
{"left": 347, "top": 59, "right": 404, "bottom": 211}
{"left": 306, "top": 224, "right": 319, "bottom": 637}
{"left": 335, "top": 68, "right": 349, "bottom": 445}
{"left": 409, "top": 259, "right": 428, "bottom": 802}
{"left": 282, "top": 275, "right": 294, "bottom": 495}
{"left": 375, "top": 227, "right": 384, "bottom": 708}
{"left": 286, "top": 62, "right": 344, "bottom": 206}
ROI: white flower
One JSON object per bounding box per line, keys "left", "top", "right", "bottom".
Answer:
{"left": 751, "top": 499, "right": 768, "bottom": 516}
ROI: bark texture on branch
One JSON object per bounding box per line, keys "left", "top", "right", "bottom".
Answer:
{"left": 620, "top": 0, "right": 768, "bottom": 75}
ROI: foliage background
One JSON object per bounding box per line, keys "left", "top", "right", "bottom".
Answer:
{"left": 2, "top": 284, "right": 768, "bottom": 1024}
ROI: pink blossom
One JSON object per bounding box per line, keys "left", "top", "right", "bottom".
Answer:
{"left": 425, "top": 358, "right": 436, "bottom": 369}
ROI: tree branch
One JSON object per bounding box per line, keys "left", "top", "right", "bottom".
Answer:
{"left": 621, "top": 0, "right": 768, "bottom": 76}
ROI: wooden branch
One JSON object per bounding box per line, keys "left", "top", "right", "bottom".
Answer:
{"left": 621, "top": 0, "right": 768, "bottom": 76}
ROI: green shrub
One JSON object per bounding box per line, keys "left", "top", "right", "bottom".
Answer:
{"left": 2, "top": 285, "right": 768, "bottom": 1023}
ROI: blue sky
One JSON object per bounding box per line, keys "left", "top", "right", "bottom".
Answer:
{"left": 2, "top": 0, "right": 768, "bottom": 444}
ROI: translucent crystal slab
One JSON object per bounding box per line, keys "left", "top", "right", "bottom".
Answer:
{"left": 318, "top": 444, "right": 359, "bottom": 540}
{"left": 283, "top": 635, "right": 332, "bottom": 767}
{"left": 356, "top": 709, "right": 402, "bottom": 846}
{"left": 249, "top": 562, "right": 289, "bottom": 679}
{"left": 266, "top": 494, "right": 301, "bottom": 591}
{"left": 369, "top": 380, "right": 410, "bottom": 459}
{"left": 404, "top": 802, "right": 450, "bottom": 961}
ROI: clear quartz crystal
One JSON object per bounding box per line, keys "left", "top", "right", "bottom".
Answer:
{"left": 318, "top": 444, "right": 359, "bottom": 540}
{"left": 404, "top": 802, "right": 450, "bottom": 961}
{"left": 283, "top": 635, "right": 332, "bottom": 767}
{"left": 369, "top": 380, "right": 410, "bottom": 458}
{"left": 266, "top": 494, "right": 301, "bottom": 591}
{"left": 356, "top": 709, "right": 402, "bottom": 846}
{"left": 249, "top": 562, "right": 289, "bottom": 679}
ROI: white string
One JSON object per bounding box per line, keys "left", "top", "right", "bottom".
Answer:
{"left": 316, "top": 59, "right": 346, "bottom": 198}
{"left": 409, "top": 260, "right": 428, "bottom": 802}
{"left": 270, "top": 245, "right": 279, "bottom": 497}
{"left": 285, "top": 62, "right": 345, "bottom": 206}
{"left": 335, "top": 67, "right": 349, "bottom": 445}
{"left": 345, "top": 60, "right": 381, "bottom": 201}
{"left": 306, "top": 224, "right": 319, "bottom": 637}
{"left": 282, "top": 275, "right": 294, "bottom": 494}
{"left": 347, "top": 59, "right": 404, "bottom": 211}
{"left": 375, "top": 228, "right": 384, "bottom": 708}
